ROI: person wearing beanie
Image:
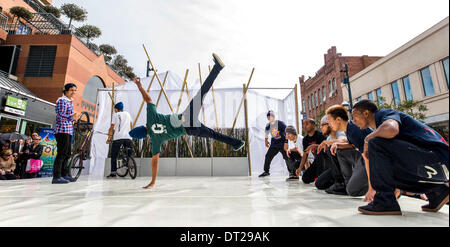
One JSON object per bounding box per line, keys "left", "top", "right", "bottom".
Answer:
{"left": 258, "top": 110, "right": 289, "bottom": 178}
{"left": 52, "top": 83, "right": 78, "bottom": 184}
{"left": 130, "top": 54, "right": 245, "bottom": 189}
{"left": 106, "top": 102, "right": 133, "bottom": 178}
{"left": 285, "top": 125, "right": 303, "bottom": 180}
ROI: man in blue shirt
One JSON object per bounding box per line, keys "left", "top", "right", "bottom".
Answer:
{"left": 352, "top": 100, "right": 449, "bottom": 215}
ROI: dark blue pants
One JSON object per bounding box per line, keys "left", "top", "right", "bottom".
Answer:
{"left": 110, "top": 139, "right": 133, "bottom": 173}
{"left": 369, "top": 137, "right": 449, "bottom": 207}
{"left": 182, "top": 64, "right": 242, "bottom": 148}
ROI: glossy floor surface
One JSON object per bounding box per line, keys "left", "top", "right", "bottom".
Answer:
{"left": 0, "top": 176, "right": 448, "bottom": 227}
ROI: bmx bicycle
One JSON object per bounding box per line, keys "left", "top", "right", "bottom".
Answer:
{"left": 68, "top": 111, "right": 138, "bottom": 180}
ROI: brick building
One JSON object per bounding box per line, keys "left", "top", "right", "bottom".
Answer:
{"left": 299, "top": 46, "right": 382, "bottom": 120}
{"left": 0, "top": 0, "right": 125, "bottom": 117}
{"left": 0, "top": 0, "right": 125, "bottom": 134}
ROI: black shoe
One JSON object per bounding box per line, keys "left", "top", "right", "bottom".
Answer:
{"left": 212, "top": 53, "right": 225, "bottom": 69}
{"left": 358, "top": 202, "right": 402, "bottom": 215}
{"left": 286, "top": 175, "right": 299, "bottom": 181}
{"left": 258, "top": 172, "right": 270, "bottom": 177}
{"left": 422, "top": 184, "right": 449, "bottom": 212}
{"left": 106, "top": 173, "right": 117, "bottom": 179}
{"left": 325, "top": 183, "right": 347, "bottom": 195}
{"left": 232, "top": 141, "right": 245, "bottom": 151}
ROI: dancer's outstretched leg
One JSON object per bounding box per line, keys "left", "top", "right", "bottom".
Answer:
{"left": 182, "top": 53, "right": 224, "bottom": 128}
{"left": 185, "top": 124, "right": 245, "bottom": 151}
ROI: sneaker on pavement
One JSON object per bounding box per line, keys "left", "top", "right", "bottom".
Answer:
{"left": 52, "top": 177, "right": 69, "bottom": 184}
{"left": 258, "top": 172, "right": 270, "bottom": 178}
{"left": 358, "top": 202, "right": 402, "bottom": 215}
{"left": 62, "top": 176, "right": 76, "bottom": 182}
{"left": 422, "top": 184, "right": 449, "bottom": 213}
{"left": 106, "top": 173, "right": 117, "bottom": 179}
{"left": 325, "top": 183, "right": 347, "bottom": 195}
{"left": 286, "top": 176, "right": 299, "bottom": 181}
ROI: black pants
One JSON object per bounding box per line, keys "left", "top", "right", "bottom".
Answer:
{"left": 263, "top": 146, "right": 289, "bottom": 173}
{"left": 182, "top": 63, "right": 242, "bottom": 148}
{"left": 303, "top": 148, "right": 336, "bottom": 185}
{"left": 286, "top": 151, "right": 301, "bottom": 176}
{"left": 337, "top": 148, "right": 368, "bottom": 196}
{"left": 111, "top": 139, "right": 133, "bottom": 173}
{"left": 53, "top": 133, "right": 72, "bottom": 179}
{"left": 369, "top": 137, "right": 449, "bottom": 207}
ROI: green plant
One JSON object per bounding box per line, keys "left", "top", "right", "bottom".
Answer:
{"left": 60, "top": 3, "right": 87, "bottom": 28}
{"left": 99, "top": 44, "right": 117, "bottom": 63}
{"left": 9, "top": 6, "right": 33, "bottom": 32}
{"left": 376, "top": 97, "right": 428, "bottom": 122}
{"left": 77, "top": 24, "right": 101, "bottom": 45}
{"left": 42, "top": 5, "right": 61, "bottom": 18}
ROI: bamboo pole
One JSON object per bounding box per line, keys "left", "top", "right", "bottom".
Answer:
{"left": 143, "top": 44, "right": 194, "bottom": 158}
{"left": 243, "top": 83, "right": 252, "bottom": 176}
{"left": 231, "top": 68, "right": 255, "bottom": 132}
{"left": 294, "top": 83, "right": 300, "bottom": 133}
{"left": 176, "top": 69, "right": 189, "bottom": 113}
{"left": 132, "top": 73, "right": 157, "bottom": 129}
{"left": 155, "top": 71, "right": 169, "bottom": 107}
{"left": 198, "top": 63, "right": 206, "bottom": 125}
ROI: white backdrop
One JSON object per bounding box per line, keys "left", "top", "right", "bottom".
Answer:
{"left": 89, "top": 71, "right": 301, "bottom": 178}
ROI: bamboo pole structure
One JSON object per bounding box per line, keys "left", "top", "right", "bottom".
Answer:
{"left": 176, "top": 69, "right": 189, "bottom": 113}
{"left": 243, "top": 84, "right": 252, "bottom": 176}
{"left": 198, "top": 63, "right": 206, "bottom": 124}
{"left": 143, "top": 44, "right": 194, "bottom": 158}
{"left": 132, "top": 73, "right": 157, "bottom": 129}
{"left": 230, "top": 68, "right": 255, "bottom": 132}
{"left": 294, "top": 83, "right": 300, "bottom": 133}
{"left": 155, "top": 71, "right": 169, "bottom": 107}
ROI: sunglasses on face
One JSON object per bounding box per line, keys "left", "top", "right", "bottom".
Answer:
{"left": 321, "top": 123, "right": 329, "bottom": 127}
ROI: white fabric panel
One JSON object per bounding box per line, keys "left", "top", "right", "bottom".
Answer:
{"left": 90, "top": 71, "right": 301, "bottom": 178}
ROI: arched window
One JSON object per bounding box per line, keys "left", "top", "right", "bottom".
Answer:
{"left": 82, "top": 76, "right": 106, "bottom": 103}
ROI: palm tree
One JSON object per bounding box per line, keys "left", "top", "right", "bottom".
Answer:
{"left": 60, "top": 3, "right": 87, "bottom": 29}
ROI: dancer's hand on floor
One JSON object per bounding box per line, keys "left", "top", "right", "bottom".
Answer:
{"left": 363, "top": 187, "right": 376, "bottom": 203}
{"left": 295, "top": 168, "right": 301, "bottom": 177}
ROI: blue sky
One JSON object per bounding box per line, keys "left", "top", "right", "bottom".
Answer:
{"left": 52, "top": 0, "right": 449, "bottom": 91}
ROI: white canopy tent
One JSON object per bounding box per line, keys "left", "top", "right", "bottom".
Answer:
{"left": 89, "top": 71, "right": 302, "bottom": 178}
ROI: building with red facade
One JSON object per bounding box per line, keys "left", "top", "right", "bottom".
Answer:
{"left": 0, "top": 0, "right": 125, "bottom": 134}
{"left": 299, "top": 46, "right": 382, "bottom": 120}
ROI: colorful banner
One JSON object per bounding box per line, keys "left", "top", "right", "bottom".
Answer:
{"left": 38, "top": 128, "right": 57, "bottom": 177}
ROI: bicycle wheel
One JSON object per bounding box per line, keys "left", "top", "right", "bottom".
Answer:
{"left": 128, "top": 156, "right": 137, "bottom": 179}
{"left": 69, "top": 153, "right": 83, "bottom": 180}
{"left": 116, "top": 159, "right": 128, "bottom": 177}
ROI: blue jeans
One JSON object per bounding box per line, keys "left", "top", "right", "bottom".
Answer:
{"left": 182, "top": 64, "right": 242, "bottom": 148}
{"left": 369, "top": 137, "right": 449, "bottom": 207}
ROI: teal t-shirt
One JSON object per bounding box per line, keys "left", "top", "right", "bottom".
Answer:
{"left": 146, "top": 103, "right": 186, "bottom": 155}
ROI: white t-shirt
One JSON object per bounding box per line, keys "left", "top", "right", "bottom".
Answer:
{"left": 112, "top": 111, "right": 132, "bottom": 141}
{"left": 288, "top": 135, "right": 304, "bottom": 156}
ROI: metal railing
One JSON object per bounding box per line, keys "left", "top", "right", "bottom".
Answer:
{"left": 0, "top": 12, "right": 8, "bottom": 31}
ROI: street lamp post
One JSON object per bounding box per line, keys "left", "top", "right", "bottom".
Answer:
{"left": 340, "top": 63, "right": 353, "bottom": 118}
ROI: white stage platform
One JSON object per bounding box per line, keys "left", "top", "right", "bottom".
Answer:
{"left": 0, "top": 176, "right": 448, "bottom": 227}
